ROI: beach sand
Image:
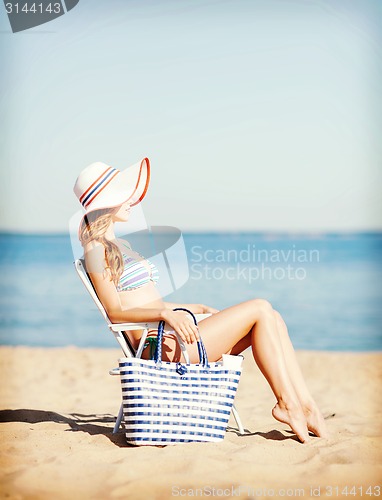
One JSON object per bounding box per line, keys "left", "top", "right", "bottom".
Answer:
{"left": 0, "top": 347, "right": 381, "bottom": 499}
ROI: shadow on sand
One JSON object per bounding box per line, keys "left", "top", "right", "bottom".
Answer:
{"left": 1, "top": 409, "right": 324, "bottom": 446}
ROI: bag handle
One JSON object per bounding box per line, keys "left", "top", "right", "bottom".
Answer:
{"left": 154, "top": 307, "right": 209, "bottom": 367}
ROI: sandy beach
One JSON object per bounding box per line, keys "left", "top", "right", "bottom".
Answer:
{"left": 0, "top": 346, "right": 381, "bottom": 499}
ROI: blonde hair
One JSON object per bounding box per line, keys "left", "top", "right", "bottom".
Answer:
{"left": 79, "top": 208, "right": 124, "bottom": 286}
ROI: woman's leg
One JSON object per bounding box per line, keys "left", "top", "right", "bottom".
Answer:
{"left": 155, "top": 299, "right": 311, "bottom": 443}
{"left": 272, "top": 311, "right": 328, "bottom": 438}
{"left": 229, "top": 309, "right": 328, "bottom": 438}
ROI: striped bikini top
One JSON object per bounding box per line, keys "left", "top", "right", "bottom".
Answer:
{"left": 117, "top": 251, "right": 159, "bottom": 292}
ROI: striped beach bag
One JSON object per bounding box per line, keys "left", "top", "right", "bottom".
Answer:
{"left": 119, "top": 308, "right": 243, "bottom": 445}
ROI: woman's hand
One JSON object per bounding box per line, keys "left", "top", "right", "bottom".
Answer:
{"left": 160, "top": 309, "right": 200, "bottom": 345}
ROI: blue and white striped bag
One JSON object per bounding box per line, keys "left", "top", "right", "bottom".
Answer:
{"left": 119, "top": 308, "right": 243, "bottom": 445}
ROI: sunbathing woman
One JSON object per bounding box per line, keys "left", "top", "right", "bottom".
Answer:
{"left": 74, "top": 158, "right": 328, "bottom": 444}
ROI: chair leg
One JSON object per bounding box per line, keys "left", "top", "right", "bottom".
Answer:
{"left": 113, "top": 403, "right": 123, "bottom": 434}
{"left": 232, "top": 404, "right": 245, "bottom": 435}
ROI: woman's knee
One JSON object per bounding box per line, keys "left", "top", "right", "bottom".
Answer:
{"left": 250, "top": 298, "right": 274, "bottom": 314}
{"left": 273, "top": 309, "right": 287, "bottom": 331}
{"left": 243, "top": 298, "right": 275, "bottom": 323}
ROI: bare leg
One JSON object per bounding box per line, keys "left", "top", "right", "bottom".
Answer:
{"left": 273, "top": 311, "right": 329, "bottom": 438}
{"left": 152, "top": 299, "right": 311, "bottom": 443}
{"left": 244, "top": 304, "right": 310, "bottom": 443}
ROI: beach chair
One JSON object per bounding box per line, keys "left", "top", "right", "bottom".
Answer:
{"left": 74, "top": 258, "right": 245, "bottom": 436}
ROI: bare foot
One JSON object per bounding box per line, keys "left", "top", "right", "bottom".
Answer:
{"left": 272, "top": 401, "right": 310, "bottom": 443}
{"left": 303, "top": 403, "right": 330, "bottom": 438}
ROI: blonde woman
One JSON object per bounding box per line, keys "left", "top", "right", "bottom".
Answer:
{"left": 74, "top": 158, "right": 328, "bottom": 443}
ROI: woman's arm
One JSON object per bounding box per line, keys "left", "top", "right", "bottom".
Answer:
{"left": 164, "top": 302, "right": 219, "bottom": 314}
{"left": 84, "top": 244, "right": 200, "bottom": 343}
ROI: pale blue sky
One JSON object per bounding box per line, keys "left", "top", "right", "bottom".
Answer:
{"left": 0, "top": 0, "right": 381, "bottom": 232}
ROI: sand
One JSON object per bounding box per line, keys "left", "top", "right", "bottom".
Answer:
{"left": 0, "top": 346, "right": 381, "bottom": 500}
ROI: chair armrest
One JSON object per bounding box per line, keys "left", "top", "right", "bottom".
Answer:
{"left": 109, "top": 367, "right": 120, "bottom": 376}
{"left": 195, "top": 313, "right": 212, "bottom": 321}
{"left": 109, "top": 315, "right": 210, "bottom": 332}
{"left": 108, "top": 322, "right": 159, "bottom": 332}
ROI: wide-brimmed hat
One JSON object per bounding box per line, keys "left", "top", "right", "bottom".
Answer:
{"left": 73, "top": 158, "right": 150, "bottom": 222}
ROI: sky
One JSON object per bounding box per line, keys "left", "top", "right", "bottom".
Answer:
{"left": 0, "top": 0, "right": 381, "bottom": 233}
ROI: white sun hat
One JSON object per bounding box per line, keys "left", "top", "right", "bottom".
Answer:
{"left": 73, "top": 158, "right": 150, "bottom": 220}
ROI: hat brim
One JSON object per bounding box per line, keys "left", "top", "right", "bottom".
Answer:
{"left": 77, "top": 157, "right": 150, "bottom": 235}
{"left": 91, "top": 157, "right": 150, "bottom": 210}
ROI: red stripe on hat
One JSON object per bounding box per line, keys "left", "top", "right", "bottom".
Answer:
{"left": 79, "top": 167, "right": 113, "bottom": 204}
{"left": 84, "top": 170, "right": 120, "bottom": 208}
{"left": 131, "top": 158, "right": 151, "bottom": 206}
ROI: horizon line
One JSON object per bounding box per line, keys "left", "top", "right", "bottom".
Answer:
{"left": 1, "top": 229, "right": 382, "bottom": 237}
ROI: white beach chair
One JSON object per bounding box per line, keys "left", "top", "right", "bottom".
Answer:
{"left": 74, "top": 258, "right": 245, "bottom": 436}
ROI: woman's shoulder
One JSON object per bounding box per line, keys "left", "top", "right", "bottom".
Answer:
{"left": 83, "top": 240, "right": 105, "bottom": 254}
{"left": 117, "top": 238, "right": 131, "bottom": 251}
{"left": 83, "top": 241, "right": 107, "bottom": 273}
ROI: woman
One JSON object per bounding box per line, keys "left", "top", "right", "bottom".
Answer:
{"left": 74, "top": 158, "right": 328, "bottom": 444}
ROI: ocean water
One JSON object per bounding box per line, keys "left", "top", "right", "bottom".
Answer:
{"left": 0, "top": 232, "right": 381, "bottom": 351}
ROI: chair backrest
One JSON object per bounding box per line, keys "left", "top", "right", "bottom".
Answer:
{"left": 74, "top": 258, "right": 144, "bottom": 357}
{"left": 74, "top": 259, "right": 111, "bottom": 323}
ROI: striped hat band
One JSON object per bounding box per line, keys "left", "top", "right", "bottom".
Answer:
{"left": 79, "top": 166, "right": 120, "bottom": 208}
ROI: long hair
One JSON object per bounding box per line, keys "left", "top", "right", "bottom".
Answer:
{"left": 79, "top": 208, "right": 124, "bottom": 286}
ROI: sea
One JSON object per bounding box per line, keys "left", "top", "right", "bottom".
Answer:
{"left": 0, "top": 232, "right": 381, "bottom": 351}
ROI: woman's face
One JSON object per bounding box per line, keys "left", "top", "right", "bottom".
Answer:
{"left": 112, "top": 200, "right": 132, "bottom": 222}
